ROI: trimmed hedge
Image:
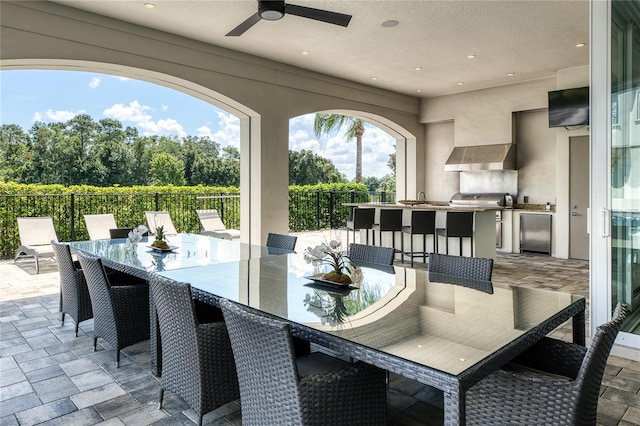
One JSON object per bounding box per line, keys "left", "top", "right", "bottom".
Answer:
{"left": 0, "top": 182, "right": 382, "bottom": 259}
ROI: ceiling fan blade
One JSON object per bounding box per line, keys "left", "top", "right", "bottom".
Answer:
{"left": 285, "top": 4, "right": 352, "bottom": 27}
{"left": 226, "top": 13, "right": 262, "bottom": 36}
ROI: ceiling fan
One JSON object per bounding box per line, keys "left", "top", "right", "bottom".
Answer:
{"left": 226, "top": 0, "right": 352, "bottom": 37}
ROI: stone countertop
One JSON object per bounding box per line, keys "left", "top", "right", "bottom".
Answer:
{"left": 344, "top": 202, "right": 501, "bottom": 212}
{"left": 345, "top": 202, "right": 556, "bottom": 213}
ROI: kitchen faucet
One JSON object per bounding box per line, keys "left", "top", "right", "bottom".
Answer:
{"left": 417, "top": 191, "right": 426, "bottom": 201}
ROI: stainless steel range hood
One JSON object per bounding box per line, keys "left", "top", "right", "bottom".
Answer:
{"left": 444, "top": 143, "right": 517, "bottom": 171}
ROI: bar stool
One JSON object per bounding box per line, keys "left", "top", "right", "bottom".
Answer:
{"left": 402, "top": 210, "right": 436, "bottom": 267}
{"left": 346, "top": 208, "right": 375, "bottom": 247}
{"left": 372, "top": 209, "right": 403, "bottom": 261}
{"left": 436, "top": 211, "right": 474, "bottom": 257}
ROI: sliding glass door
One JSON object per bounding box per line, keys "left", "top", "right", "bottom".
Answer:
{"left": 591, "top": 0, "right": 640, "bottom": 353}
{"left": 610, "top": 1, "right": 640, "bottom": 337}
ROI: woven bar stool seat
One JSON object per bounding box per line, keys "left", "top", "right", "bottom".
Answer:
{"left": 436, "top": 211, "right": 474, "bottom": 257}
{"left": 346, "top": 207, "right": 375, "bottom": 248}
{"left": 372, "top": 208, "right": 403, "bottom": 261}
{"left": 402, "top": 210, "right": 437, "bottom": 267}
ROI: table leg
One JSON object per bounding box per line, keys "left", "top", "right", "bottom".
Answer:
{"left": 444, "top": 389, "right": 465, "bottom": 426}
{"left": 573, "top": 309, "right": 586, "bottom": 347}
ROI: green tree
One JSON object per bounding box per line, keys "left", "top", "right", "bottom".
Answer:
{"left": 313, "top": 113, "right": 366, "bottom": 183}
{"left": 182, "top": 136, "right": 220, "bottom": 185}
{"left": 149, "top": 153, "right": 186, "bottom": 185}
{"left": 388, "top": 145, "right": 396, "bottom": 176}
{"left": 0, "top": 124, "right": 29, "bottom": 182}
{"left": 289, "top": 149, "right": 346, "bottom": 185}
{"left": 215, "top": 146, "right": 240, "bottom": 186}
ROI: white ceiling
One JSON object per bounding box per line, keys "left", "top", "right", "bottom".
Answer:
{"left": 53, "top": 0, "right": 590, "bottom": 98}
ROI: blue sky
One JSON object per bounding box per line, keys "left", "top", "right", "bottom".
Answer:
{"left": 0, "top": 70, "right": 395, "bottom": 180}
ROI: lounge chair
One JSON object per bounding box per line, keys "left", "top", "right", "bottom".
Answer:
{"left": 196, "top": 209, "right": 240, "bottom": 240}
{"left": 145, "top": 211, "right": 178, "bottom": 235}
{"left": 84, "top": 213, "right": 118, "bottom": 240}
{"left": 14, "top": 217, "right": 58, "bottom": 274}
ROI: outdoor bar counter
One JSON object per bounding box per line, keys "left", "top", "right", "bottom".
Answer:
{"left": 346, "top": 202, "right": 499, "bottom": 259}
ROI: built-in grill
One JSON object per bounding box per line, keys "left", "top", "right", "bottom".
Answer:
{"left": 449, "top": 192, "right": 509, "bottom": 208}
{"left": 449, "top": 192, "right": 512, "bottom": 249}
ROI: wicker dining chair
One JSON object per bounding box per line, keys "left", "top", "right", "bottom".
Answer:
{"left": 219, "top": 298, "right": 387, "bottom": 426}
{"left": 149, "top": 275, "right": 239, "bottom": 426}
{"left": 466, "top": 303, "right": 628, "bottom": 426}
{"left": 76, "top": 251, "right": 150, "bottom": 367}
{"left": 428, "top": 253, "right": 494, "bottom": 282}
{"left": 266, "top": 232, "right": 297, "bottom": 251}
{"left": 51, "top": 240, "right": 93, "bottom": 337}
{"left": 348, "top": 243, "right": 395, "bottom": 266}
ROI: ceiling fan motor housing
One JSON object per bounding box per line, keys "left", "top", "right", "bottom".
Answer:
{"left": 259, "top": 1, "right": 285, "bottom": 20}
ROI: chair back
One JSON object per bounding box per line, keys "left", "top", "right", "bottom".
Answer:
{"left": 378, "top": 209, "right": 403, "bottom": 231}
{"left": 410, "top": 210, "right": 436, "bottom": 235}
{"left": 445, "top": 211, "right": 474, "bottom": 237}
{"left": 349, "top": 243, "right": 395, "bottom": 265}
{"left": 109, "top": 228, "right": 134, "bottom": 239}
{"left": 18, "top": 217, "right": 57, "bottom": 246}
{"left": 51, "top": 240, "right": 93, "bottom": 333}
{"left": 145, "top": 211, "right": 178, "bottom": 235}
{"left": 196, "top": 209, "right": 227, "bottom": 232}
{"left": 428, "top": 253, "right": 493, "bottom": 281}
{"left": 220, "top": 299, "right": 303, "bottom": 425}
{"left": 266, "top": 233, "right": 297, "bottom": 251}
{"left": 149, "top": 276, "right": 200, "bottom": 384}
{"left": 51, "top": 240, "right": 81, "bottom": 284}
{"left": 352, "top": 208, "right": 375, "bottom": 229}
{"left": 76, "top": 251, "right": 117, "bottom": 335}
{"left": 574, "top": 303, "right": 627, "bottom": 424}
{"left": 84, "top": 214, "right": 118, "bottom": 240}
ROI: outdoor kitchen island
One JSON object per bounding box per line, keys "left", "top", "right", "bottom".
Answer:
{"left": 346, "top": 202, "right": 499, "bottom": 260}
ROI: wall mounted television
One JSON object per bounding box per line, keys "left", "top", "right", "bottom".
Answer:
{"left": 548, "top": 86, "right": 590, "bottom": 128}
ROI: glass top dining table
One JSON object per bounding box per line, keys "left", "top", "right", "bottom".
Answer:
{"left": 69, "top": 233, "right": 586, "bottom": 426}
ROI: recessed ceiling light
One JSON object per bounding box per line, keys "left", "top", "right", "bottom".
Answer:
{"left": 467, "top": 54, "right": 476, "bottom": 59}
{"left": 371, "top": 77, "right": 378, "bottom": 80}
{"left": 414, "top": 67, "right": 422, "bottom": 71}
{"left": 457, "top": 82, "right": 464, "bottom": 85}
{"left": 416, "top": 89, "right": 422, "bottom": 93}
{"left": 144, "top": 3, "right": 155, "bottom": 9}
{"left": 576, "top": 42, "right": 586, "bottom": 48}
{"left": 381, "top": 20, "right": 399, "bottom": 28}
{"left": 301, "top": 51, "right": 309, "bottom": 55}
{"left": 507, "top": 72, "right": 515, "bottom": 76}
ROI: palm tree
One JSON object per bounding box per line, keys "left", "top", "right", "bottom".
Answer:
{"left": 313, "top": 113, "right": 365, "bottom": 183}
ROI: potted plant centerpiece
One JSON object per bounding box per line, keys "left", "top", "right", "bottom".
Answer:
{"left": 321, "top": 250, "right": 355, "bottom": 285}
{"left": 151, "top": 225, "right": 170, "bottom": 250}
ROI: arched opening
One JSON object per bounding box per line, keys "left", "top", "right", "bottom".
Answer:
{"left": 291, "top": 109, "right": 417, "bottom": 199}
{"left": 1, "top": 61, "right": 260, "bottom": 243}
{"left": 286, "top": 110, "right": 417, "bottom": 244}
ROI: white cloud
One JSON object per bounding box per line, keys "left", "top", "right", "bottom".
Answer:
{"left": 212, "top": 111, "right": 240, "bottom": 148}
{"left": 161, "top": 105, "right": 169, "bottom": 112}
{"left": 89, "top": 77, "right": 101, "bottom": 89}
{"left": 197, "top": 125, "right": 215, "bottom": 139}
{"left": 31, "top": 109, "right": 86, "bottom": 123}
{"left": 103, "top": 100, "right": 186, "bottom": 137}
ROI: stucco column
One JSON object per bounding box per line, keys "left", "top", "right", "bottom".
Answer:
{"left": 242, "top": 112, "right": 290, "bottom": 246}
